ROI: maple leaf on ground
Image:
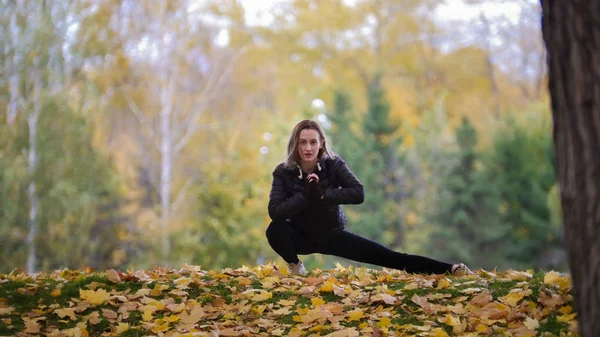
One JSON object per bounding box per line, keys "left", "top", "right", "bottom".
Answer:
{"left": 54, "top": 308, "right": 77, "bottom": 321}
{"left": 79, "top": 288, "right": 110, "bottom": 305}
{"left": 323, "top": 328, "right": 359, "bottom": 337}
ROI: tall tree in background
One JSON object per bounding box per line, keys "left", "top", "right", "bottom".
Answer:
{"left": 541, "top": 1, "right": 600, "bottom": 336}
{"left": 0, "top": 0, "right": 127, "bottom": 273}
{"left": 121, "top": 1, "right": 247, "bottom": 264}
{"left": 327, "top": 90, "right": 360, "bottom": 166}
{"left": 1, "top": 1, "right": 62, "bottom": 273}
{"left": 354, "top": 76, "right": 405, "bottom": 247}
{"left": 0, "top": 117, "right": 29, "bottom": 270}
{"left": 480, "top": 116, "right": 558, "bottom": 270}
{"left": 429, "top": 116, "right": 482, "bottom": 264}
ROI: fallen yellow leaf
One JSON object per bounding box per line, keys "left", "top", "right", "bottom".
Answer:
{"left": 544, "top": 271, "right": 571, "bottom": 291}
{"left": 557, "top": 313, "right": 576, "bottom": 322}
{"left": 271, "top": 328, "right": 285, "bottom": 336}
{"left": 560, "top": 305, "right": 573, "bottom": 315}
{"left": 55, "top": 308, "right": 77, "bottom": 321}
{"left": 151, "top": 322, "right": 169, "bottom": 333}
{"left": 319, "top": 280, "right": 335, "bottom": 292}
{"left": 79, "top": 289, "right": 110, "bottom": 305}
{"left": 476, "top": 324, "right": 489, "bottom": 333}
{"left": 348, "top": 309, "right": 365, "bottom": 321}
{"left": 377, "top": 316, "right": 392, "bottom": 327}
{"left": 237, "top": 277, "right": 252, "bottom": 286}
{"left": 504, "top": 270, "right": 532, "bottom": 281}
{"left": 278, "top": 299, "right": 296, "bottom": 306}
{"left": 241, "top": 289, "right": 273, "bottom": 302}
{"left": 436, "top": 278, "right": 451, "bottom": 289}
{"left": 499, "top": 292, "right": 525, "bottom": 307}
{"left": 272, "top": 307, "right": 292, "bottom": 316}
{"left": 179, "top": 307, "right": 205, "bottom": 325}
{"left": 312, "top": 297, "right": 325, "bottom": 307}
{"left": 523, "top": 317, "right": 539, "bottom": 330}
{"left": 403, "top": 282, "right": 418, "bottom": 290}
{"left": 142, "top": 310, "right": 153, "bottom": 322}
{"left": 116, "top": 322, "right": 129, "bottom": 334}
{"left": 323, "top": 328, "right": 359, "bottom": 337}
{"left": 433, "top": 327, "right": 449, "bottom": 337}
{"left": 165, "top": 314, "right": 179, "bottom": 323}
{"left": 370, "top": 293, "right": 396, "bottom": 305}
{"left": 543, "top": 271, "right": 560, "bottom": 285}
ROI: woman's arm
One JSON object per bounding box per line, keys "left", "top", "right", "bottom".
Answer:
{"left": 323, "top": 158, "right": 365, "bottom": 205}
{"left": 268, "top": 168, "right": 308, "bottom": 221}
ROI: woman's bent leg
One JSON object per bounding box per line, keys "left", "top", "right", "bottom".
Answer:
{"left": 321, "top": 231, "right": 453, "bottom": 274}
{"left": 265, "top": 220, "right": 316, "bottom": 264}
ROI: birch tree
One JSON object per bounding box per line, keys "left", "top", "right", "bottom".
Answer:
{"left": 1, "top": 2, "right": 23, "bottom": 127}
{"left": 120, "top": 1, "right": 247, "bottom": 263}
{"left": 0, "top": 0, "right": 122, "bottom": 273}
{"left": 3, "top": 1, "right": 50, "bottom": 274}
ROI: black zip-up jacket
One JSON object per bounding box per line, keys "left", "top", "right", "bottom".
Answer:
{"left": 268, "top": 156, "right": 365, "bottom": 242}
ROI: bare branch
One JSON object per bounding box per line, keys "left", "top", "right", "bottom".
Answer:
{"left": 174, "top": 122, "right": 218, "bottom": 154}
{"left": 123, "top": 90, "right": 161, "bottom": 152}
{"left": 173, "top": 45, "right": 249, "bottom": 152}
{"left": 171, "top": 178, "right": 195, "bottom": 213}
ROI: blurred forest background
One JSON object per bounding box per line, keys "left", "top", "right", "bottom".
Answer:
{"left": 0, "top": 0, "right": 564, "bottom": 274}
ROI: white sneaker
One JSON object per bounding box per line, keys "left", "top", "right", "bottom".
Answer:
{"left": 452, "top": 263, "right": 475, "bottom": 276}
{"left": 288, "top": 261, "right": 308, "bottom": 276}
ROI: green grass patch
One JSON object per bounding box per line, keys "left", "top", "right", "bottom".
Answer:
{"left": 538, "top": 314, "right": 569, "bottom": 335}
{"left": 487, "top": 280, "right": 519, "bottom": 299}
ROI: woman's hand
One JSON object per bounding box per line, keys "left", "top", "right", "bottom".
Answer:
{"left": 306, "top": 173, "right": 324, "bottom": 200}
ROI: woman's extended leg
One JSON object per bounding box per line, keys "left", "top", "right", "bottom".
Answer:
{"left": 319, "top": 231, "right": 453, "bottom": 274}
{"left": 265, "top": 220, "right": 317, "bottom": 264}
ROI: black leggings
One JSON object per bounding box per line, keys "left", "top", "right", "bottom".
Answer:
{"left": 265, "top": 220, "right": 454, "bottom": 274}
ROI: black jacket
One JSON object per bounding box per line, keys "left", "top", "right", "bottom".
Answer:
{"left": 268, "top": 156, "right": 364, "bottom": 242}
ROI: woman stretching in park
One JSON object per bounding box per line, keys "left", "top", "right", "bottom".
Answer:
{"left": 265, "top": 119, "right": 474, "bottom": 276}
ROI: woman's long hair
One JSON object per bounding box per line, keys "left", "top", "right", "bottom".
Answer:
{"left": 284, "top": 120, "right": 336, "bottom": 169}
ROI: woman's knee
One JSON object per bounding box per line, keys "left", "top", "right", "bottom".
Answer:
{"left": 265, "top": 220, "right": 288, "bottom": 240}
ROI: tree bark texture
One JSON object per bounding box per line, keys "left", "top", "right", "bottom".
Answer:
{"left": 541, "top": 1, "right": 600, "bottom": 336}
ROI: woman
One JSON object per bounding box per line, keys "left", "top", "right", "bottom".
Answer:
{"left": 266, "top": 119, "right": 473, "bottom": 276}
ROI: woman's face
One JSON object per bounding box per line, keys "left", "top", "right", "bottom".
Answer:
{"left": 298, "top": 128, "right": 322, "bottom": 164}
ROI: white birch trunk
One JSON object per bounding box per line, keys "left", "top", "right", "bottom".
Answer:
{"left": 124, "top": 2, "right": 248, "bottom": 264}
{"left": 6, "top": 4, "right": 22, "bottom": 127}
{"left": 7, "top": 73, "right": 19, "bottom": 127}
{"left": 26, "top": 72, "right": 41, "bottom": 274}
{"left": 159, "top": 78, "right": 174, "bottom": 262}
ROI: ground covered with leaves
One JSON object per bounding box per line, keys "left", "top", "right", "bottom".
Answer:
{"left": 0, "top": 264, "right": 578, "bottom": 337}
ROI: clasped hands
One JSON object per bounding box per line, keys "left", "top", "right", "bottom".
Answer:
{"left": 304, "top": 173, "right": 324, "bottom": 200}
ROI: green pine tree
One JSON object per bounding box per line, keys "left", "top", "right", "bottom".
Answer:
{"left": 327, "top": 90, "right": 360, "bottom": 166}
{"left": 479, "top": 116, "right": 561, "bottom": 270}
{"left": 429, "top": 115, "right": 481, "bottom": 263}
{"left": 355, "top": 76, "right": 405, "bottom": 248}
{"left": 326, "top": 78, "right": 406, "bottom": 252}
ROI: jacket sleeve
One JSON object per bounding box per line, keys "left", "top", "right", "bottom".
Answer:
{"left": 268, "top": 167, "right": 308, "bottom": 221}
{"left": 323, "top": 158, "right": 365, "bottom": 205}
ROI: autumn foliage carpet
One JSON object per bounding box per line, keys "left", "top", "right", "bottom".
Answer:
{"left": 0, "top": 264, "right": 578, "bottom": 337}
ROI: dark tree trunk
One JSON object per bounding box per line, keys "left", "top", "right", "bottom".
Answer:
{"left": 540, "top": 1, "right": 600, "bottom": 336}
